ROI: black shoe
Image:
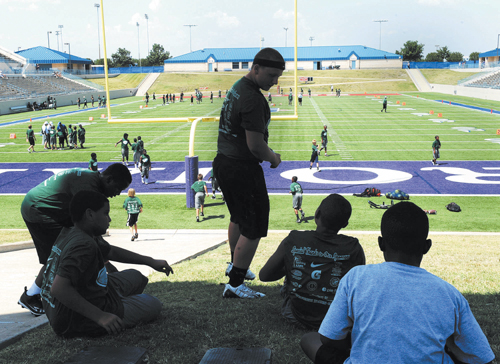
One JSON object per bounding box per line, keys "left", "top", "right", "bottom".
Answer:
{"left": 296, "top": 219, "right": 301, "bottom": 223}
{"left": 18, "top": 287, "right": 45, "bottom": 316}
{"left": 301, "top": 211, "right": 305, "bottom": 219}
{"left": 200, "top": 212, "right": 204, "bottom": 217}
{"left": 196, "top": 217, "right": 200, "bottom": 222}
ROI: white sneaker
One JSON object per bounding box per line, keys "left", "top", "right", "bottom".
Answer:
{"left": 225, "top": 262, "right": 256, "bottom": 280}
{"left": 223, "top": 283, "right": 265, "bottom": 299}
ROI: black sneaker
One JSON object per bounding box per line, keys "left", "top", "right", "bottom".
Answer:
{"left": 18, "top": 287, "right": 45, "bottom": 316}
{"left": 196, "top": 216, "right": 200, "bottom": 222}
{"left": 131, "top": 235, "right": 135, "bottom": 241}
{"left": 134, "top": 233, "right": 138, "bottom": 239}
{"left": 301, "top": 211, "right": 305, "bottom": 219}
{"left": 200, "top": 212, "right": 204, "bottom": 217}
{"left": 296, "top": 218, "right": 301, "bottom": 223}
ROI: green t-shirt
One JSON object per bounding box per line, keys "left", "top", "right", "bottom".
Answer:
{"left": 217, "top": 77, "right": 271, "bottom": 161}
{"left": 191, "top": 180, "right": 207, "bottom": 194}
{"left": 383, "top": 99, "right": 387, "bottom": 106}
{"left": 131, "top": 143, "right": 137, "bottom": 152}
{"left": 123, "top": 196, "right": 143, "bottom": 214}
{"left": 26, "top": 129, "right": 34, "bottom": 138}
{"left": 41, "top": 227, "right": 123, "bottom": 337}
{"left": 21, "top": 168, "right": 104, "bottom": 224}
{"left": 57, "top": 130, "right": 64, "bottom": 138}
{"left": 119, "top": 139, "right": 130, "bottom": 151}
{"left": 312, "top": 144, "right": 319, "bottom": 153}
{"left": 432, "top": 139, "right": 441, "bottom": 149}
{"left": 140, "top": 154, "right": 151, "bottom": 168}
{"left": 290, "top": 182, "right": 303, "bottom": 194}
{"left": 321, "top": 130, "right": 328, "bottom": 142}
{"left": 89, "top": 158, "right": 98, "bottom": 171}
{"left": 49, "top": 129, "right": 56, "bottom": 137}
{"left": 136, "top": 140, "right": 144, "bottom": 152}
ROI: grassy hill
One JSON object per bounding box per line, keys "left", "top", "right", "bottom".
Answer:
{"left": 420, "top": 69, "right": 478, "bottom": 85}
{"left": 90, "top": 73, "right": 147, "bottom": 90}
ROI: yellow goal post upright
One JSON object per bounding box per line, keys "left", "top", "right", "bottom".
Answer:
{"left": 98, "top": 0, "right": 298, "bottom": 206}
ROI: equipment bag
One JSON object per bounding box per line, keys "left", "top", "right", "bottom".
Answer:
{"left": 385, "top": 189, "right": 410, "bottom": 200}
{"left": 368, "top": 200, "right": 394, "bottom": 209}
{"left": 354, "top": 187, "right": 381, "bottom": 197}
{"left": 446, "top": 202, "right": 461, "bottom": 212}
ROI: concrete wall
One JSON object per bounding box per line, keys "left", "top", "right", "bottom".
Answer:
{"left": 0, "top": 88, "right": 137, "bottom": 116}
{"left": 430, "top": 83, "right": 500, "bottom": 102}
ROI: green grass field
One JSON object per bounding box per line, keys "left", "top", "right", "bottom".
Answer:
{"left": 1, "top": 70, "right": 499, "bottom": 363}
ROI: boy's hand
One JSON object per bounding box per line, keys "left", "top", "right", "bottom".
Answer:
{"left": 97, "top": 312, "right": 124, "bottom": 335}
{"left": 151, "top": 259, "right": 174, "bottom": 276}
{"left": 270, "top": 152, "right": 281, "bottom": 169}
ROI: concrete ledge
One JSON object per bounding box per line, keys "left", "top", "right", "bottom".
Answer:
{"left": 0, "top": 241, "right": 34, "bottom": 253}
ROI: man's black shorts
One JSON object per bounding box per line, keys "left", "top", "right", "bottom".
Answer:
{"left": 23, "top": 218, "right": 70, "bottom": 264}
{"left": 213, "top": 154, "right": 269, "bottom": 240}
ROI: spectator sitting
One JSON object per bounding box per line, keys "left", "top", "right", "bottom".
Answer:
{"left": 300, "top": 201, "right": 495, "bottom": 364}
{"left": 260, "top": 194, "right": 365, "bottom": 330}
{"left": 40, "top": 190, "right": 174, "bottom": 338}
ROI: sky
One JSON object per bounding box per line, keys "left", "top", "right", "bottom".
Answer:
{"left": 1, "top": 0, "right": 499, "bottom": 61}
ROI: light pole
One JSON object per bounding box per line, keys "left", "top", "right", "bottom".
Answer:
{"left": 496, "top": 34, "right": 500, "bottom": 64}
{"left": 136, "top": 22, "right": 141, "bottom": 67}
{"left": 58, "top": 25, "right": 64, "bottom": 48}
{"left": 373, "top": 20, "right": 388, "bottom": 49}
{"left": 145, "top": 14, "right": 149, "bottom": 56}
{"left": 94, "top": 3, "right": 101, "bottom": 60}
{"left": 184, "top": 24, "right": 197, "bottom": 53}
{"left": 47, "top": 31, "right": 52, "bottom": 48}
{"left": 65, "top": 42, "right": 71, "bottom": 71}
{"left": 309, "top": 36, "right": 315, "bottom": 46}
{"left": 55, "top": 31, "right": 60, "bottom": 51}
{"left": 284, "top": 27, "right": 288, "bottom": 47}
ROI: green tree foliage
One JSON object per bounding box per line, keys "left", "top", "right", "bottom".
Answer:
{"left": 436, "top": 46, "right": 451, "bottom": 62}
{"left": 144, "top": 43, "right": 171, "bottom": 66}
{"left": 111, "top": 48, "right": 134, "bottom": 67}
{"left": 447, "top": 52, "right": 464, "bottom": 62}
{"left": 469, "top": 52, "right": 480, "bottom": 61}
{"left": 425, "top": 52, "right": 442, "bottom": 62}
{"left": 395, "top": 40, "right": 424, "bottom": 61}
{"left": 93, "top": 58, "right": 114, "bottom": 68}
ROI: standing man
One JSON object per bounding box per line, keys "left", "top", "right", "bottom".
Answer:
{"left": 218, "top": 89, "right": 221, "bottom": 99}
{"left": 26, "top": 125, "right": 36, "bottom": 153}
{"left": 432, "top": 135, "right": 441, "bottom": 165}
{"left": 320, "top": 125, "right": 328, "bottom": 157}
{"left": 18, "top": 164, "right": 132, "bottom": 316}
{"left": 82, "top": 96, "right": 88, "bottom": 109}
{"left": 78, "top": 124, "right": 86, "bottom": 149}
{"left": 145, "top": 92, "right": 149, "bottom": 106}
{"left": 213, "top": 48, "right": 284, "bottom": 299}
{"left": 381, "top": 96, "right": 388, "bottom": 112}
{"left": 139, "top": 149, "right": 151, "bottom": 184}
{"left": 91, "top": 95, "right": 95, "bottom": 107}
{"left": 210, "top": 91, "right": 213, "bottom": 103}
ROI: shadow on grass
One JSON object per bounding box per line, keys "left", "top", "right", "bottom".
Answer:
{"left": 201, "top": 214, "right": 225, "bottom": 222}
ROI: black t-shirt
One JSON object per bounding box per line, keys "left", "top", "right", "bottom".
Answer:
{"left": 41, "top": 227, "right": 123, "bottom": 337}
{"left": 217, "top": 77, "right": 270, "bottom": 161}
{"left": 282, "top": 230, "right": 365, "bottom": 329}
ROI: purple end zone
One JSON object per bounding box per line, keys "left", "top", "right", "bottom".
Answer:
{"left": 1, "top": 161, "right": 500, "bottom": 195}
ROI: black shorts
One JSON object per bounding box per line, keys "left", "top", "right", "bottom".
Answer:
{"left": 127, "top": 213, "right": 139, "bottom": 227}
{"left": 310, "top": 152, "right": 319, "bottom": 163}
{"left": 29, "top": 137, "right": 35, "bottom": 146}
{"left": 315, "top": 344, "right": 350, "bottom": 364}
{"left": 23, "top": 218, "right": 71, "bottom": 264}
{"left": 213, "top": 154, "right": 269, "bottom": 240}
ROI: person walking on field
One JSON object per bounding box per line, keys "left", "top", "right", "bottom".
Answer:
{"left": 123, "top": 188, "right": 143, "bottom": 241}
{"left": 213, "top": 47, "right": 284, "bottom": 299}
{"left": 191, "top": 174, "right": 208, "bottom": 222}
{"left": 310, "top": 139, "right": 321, "bottom": 172}
{"left": 115, "top": 133, "right": 131, "bottom": 166}
{"left": 432, "top": 135, "right": 441, "bottom": 165}
{"left": 381, "top": 96, "right": 388, "bottom": 112}
{"left": 26, "top": 124, "right": 36, "bottom": 153}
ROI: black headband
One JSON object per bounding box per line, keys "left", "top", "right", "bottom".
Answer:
{"left": 253, "top": 57, "right": 285, "bottom": 70}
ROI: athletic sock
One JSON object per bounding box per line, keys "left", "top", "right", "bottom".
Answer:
{"left": 228, "top": 265, "right": 247, "bottom": 287}
{"left": 230, "top": 251, "right": 234, "bottom": 263}
{"left": 295, "top": 213, "right": 299, "bottom": 220}
{"left": 27, "top": 281, "right": 41, "bottom": 296}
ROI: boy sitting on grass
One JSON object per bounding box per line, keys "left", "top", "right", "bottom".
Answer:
{"left": 260, "top": 194, "right": 365, "bottom": 330}
{"left": 300, "top": 201, "right": 495, "bottom": 364}
{"left": 41, "top": 190, "right": 173, "bottom": 338}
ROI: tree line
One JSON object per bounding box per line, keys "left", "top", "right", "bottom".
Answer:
{"left": 395, "top": 40, "right": 480, "bottom": 63}
{"left": 93, "top": 43, "right": 171, "bottom": 68}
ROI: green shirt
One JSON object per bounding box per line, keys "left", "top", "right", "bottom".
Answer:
{"left": 21, "top": 168, "right": 104, "bottom": 224}
{"left": 131, "top": 142, "right": 137, "bottom": 152}
{"left": 136, "top": 140, "right": 144, "bottom": 152}
{"left": 432, "top": 139, "right": 441, "bottom": 149}
{"left": 26, "top": 129, "right": 34, "bottom": 138}
{"left": 312, "top": 144, "right": 319, "bottom": 153}
{"left": 290, "top": 182, "right": 303, "bottom": 194}
{"left": 119, "top": 139, "right": 130, "bottom": 151}
{"left": 123, "top": 196, "right": 143, "bottom": 214}
{"left": 383, "top": 99, "right": 387, "bottom": 106}
{"left": 191, "top": 180, "right": 207, "bottom": 194}
{"left": 321, "top": 130, "right": 328, "bottom": 142}
{"left": 89, "top": 158, "right": 98, "bottom": 171}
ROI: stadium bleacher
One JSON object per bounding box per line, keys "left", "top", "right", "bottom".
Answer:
{"left": 462, "top": 69, "right": 500, "bottom": 90}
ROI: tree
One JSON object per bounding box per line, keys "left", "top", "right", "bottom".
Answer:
{"left": 469, "top": 52, "right": 480, "bottom": 61}
{"left": 111, "top": 48, "right": 134, "bottom": 67}
{"left": 395, "top": 40, "right": 424, "bottom": 62}
{"left": 436, "top": 46, "right": 450, "bottom": 62}
{"left": 93, "top": 58, "right": 114, "bottom": 68}
{"left": 144, "top": 43, "right": 171, "bottom": 66}
{"left": 447, "top": 52, "right": 464, "bottom": 62}
{"left": 425, "top": 52, "right": 442, "bottom": 62}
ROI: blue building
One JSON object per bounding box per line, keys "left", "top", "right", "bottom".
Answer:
{"left": 15, "top": 46, "right": 92, "bottom": 72}
{"left": 164, "top": 45, "right": 402, "bottom": 72}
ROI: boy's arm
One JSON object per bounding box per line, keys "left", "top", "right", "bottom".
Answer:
{"left": 107, "top": 246, "right": 174, "bottom": 276}
{"left": 259, "top": 240, "right": 287, "bottom": 281}
{"left": 204, "top": 183, "right": 208, "bottom": 195}
{"left": 51, "top": 274, "right": 124, "bottom": 335}
{"left": 246, "top": 130, "right": 281, "bottom": 168}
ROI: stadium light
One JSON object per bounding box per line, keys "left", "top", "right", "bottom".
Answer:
{"left": 309, "top": 36, "right": 315, "bottom": 46}
{"left": 184, "top": 24, "right": 197, "bottom": 53}
{"left": 47, "top": 31, "right": 52, "bottom": 49}
{"left": 58, "top": 25, "right": 64, "bottom": 48}
{"left": 95, "top": 4, "right": 101, "bottom": 60}
{"left": 137, "top": 22, "right": 141, "bottom": 67}
{"left": 55, "top": 31, "right": 60, "bottom": 51}
{"left": 373, "top": 20, "right": 388, "bottom": 49}
{"left": 64, "top": 42, "right": 71, "bottom": 71}
{"left": 284, "top": 27, "right": 288, "bottom": 47}
{"left": 145, "top": 14, "right": 149, "bottom": 56}
{"left": 497, "top": 34, "right": 500, "bottom": 63}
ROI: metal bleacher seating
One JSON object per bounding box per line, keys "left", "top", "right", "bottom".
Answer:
{"left": 463, "top": 69, "right": 500, "bottom": 90}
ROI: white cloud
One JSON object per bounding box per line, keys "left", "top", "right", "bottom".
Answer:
{"left": 149, "top": 0, "right": 161, "bottom": 11}
{"left": 129, "top": 13, "right": 143, "bottom": 26}
{"left": 206, "top": 11, "right": 240, "bottom": 28}
{"left": 273, "top": 9, "right": 294, "bottom": 20}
